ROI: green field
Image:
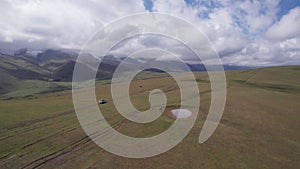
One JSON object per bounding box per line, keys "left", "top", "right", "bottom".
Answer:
{"left": 0, "top": 66, "right": 299, "bottom": 169}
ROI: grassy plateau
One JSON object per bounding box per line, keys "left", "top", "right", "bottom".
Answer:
{"left": 0, "top": 66, "right": 299, "bottom": 169}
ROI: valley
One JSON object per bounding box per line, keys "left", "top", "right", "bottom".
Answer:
{"left": 0, "top": 66, "right": 299, "bottom": 168}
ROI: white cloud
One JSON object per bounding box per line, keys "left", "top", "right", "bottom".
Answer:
{"left": 0, "top": 0, "right": 299, "bottom": 66}
{"left": 265, "top": 7, "right": 300, "bottom": 41}
{"left": 232, "top": 0, "right": 279, "bottom": 34}
{"left": 0, "top": 0, "right": 146, "bottom": 49}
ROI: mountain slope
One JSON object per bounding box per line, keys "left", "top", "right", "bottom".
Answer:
{"left": 0, "top": 65, "right": 299, "bottom": 168}
{"left": 1, "top": 48, "right": 298, "bottom": 99}
{"left": 226, "top": 66, "right": 300, "bottom": 93}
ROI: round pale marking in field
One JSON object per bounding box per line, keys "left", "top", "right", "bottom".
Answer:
{"left": 171, "top": 109, "right": 193, "bottom": 119}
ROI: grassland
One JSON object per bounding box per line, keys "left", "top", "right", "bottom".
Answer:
{"left": 0, "top": 66, "right": 299, "bottom": 169}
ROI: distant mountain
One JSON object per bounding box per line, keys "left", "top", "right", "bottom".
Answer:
{"left": 0, "top": 53, "right": 51, "bottom": 95}
{"left": 14, "top": 48, "right": 41, "bottom": 58}
{"left": 0, "top": 48, "right": 257, "bottom": 98}
{"left": 37, "top": 49, "right": 76, "bottom": 64}
{"left": 0, "top": 49, "right": 139, "bottom": 97}
{"left": 186, "top": 63, "right": 206, "bottom": 71}
{"left": 0, "top": 54, "right": 50, "bottom": 80}
{"left": 2, "top": 48, "right": 257, "bottom": 83}
{"left": 187, "top": 63, "right": 255, "bottom": 71}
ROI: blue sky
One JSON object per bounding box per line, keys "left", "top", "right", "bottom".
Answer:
{"left": 145, "top": 0, "right": 300, "bottom": 19}
{"left": 145, "top": 0, "right": 300, "bottom": 16}
{"left": 277, "top": 0, "right": 300, "bottom": 17}
{"left": 0, "top": 0, "right": 299, "bottom": 66}
{"left": 145, "top": 0, "right": 300, "bottom": 35}
{"left": 144, "top": 0, "right": 154, "bottom": 12}
{"left": 133, "top": 0, "right": 300, "bottom": 65}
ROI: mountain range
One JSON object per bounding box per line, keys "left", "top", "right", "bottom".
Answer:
{"left": 0, "top": 48, "right": 253, "bottom": 99}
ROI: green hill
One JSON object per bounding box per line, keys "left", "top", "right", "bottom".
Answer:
{"left": 226, "top": 66, "right": 300, "bottom": 93}
{"left": 0, "top": 51, "right": 117, "bottom": 98}
{"left": 0, "top": 65, "right": 299, "bottom": 168}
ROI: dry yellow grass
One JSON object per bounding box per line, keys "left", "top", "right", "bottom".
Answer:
{"left": 0, "top": 66, "right": 299, "bottom": 168}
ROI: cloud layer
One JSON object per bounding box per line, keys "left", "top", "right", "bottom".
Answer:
{"left": 0, "top": 0, "right": 299, "bottom": 66}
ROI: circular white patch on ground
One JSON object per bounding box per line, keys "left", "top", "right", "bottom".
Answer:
{"left": 171, "top": 109, "right": 192, "bottom": 119}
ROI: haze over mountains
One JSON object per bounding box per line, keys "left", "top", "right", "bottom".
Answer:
{"left": 0, "top": 47, "right": 255, "bottom": 99}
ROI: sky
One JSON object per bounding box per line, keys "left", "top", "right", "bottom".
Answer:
{"left": 0, "top": 0, "right": 299, "bottom": 66}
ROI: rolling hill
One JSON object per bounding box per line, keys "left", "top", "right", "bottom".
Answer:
{"left": 0, "top": 66, "right": 299, "bottom": 168}
{"left": 0, "top": 50, "right": 135, "bottom": 99}
{"left": 0, "top": 48, "right": 258, "bottom": 99}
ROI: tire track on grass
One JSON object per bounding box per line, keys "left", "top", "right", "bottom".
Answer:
{"left": 21, "top": 118, "right": 128, "bottom": 169}
{"left": 0, "top": 110, "right": 74, "bottom": 132}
